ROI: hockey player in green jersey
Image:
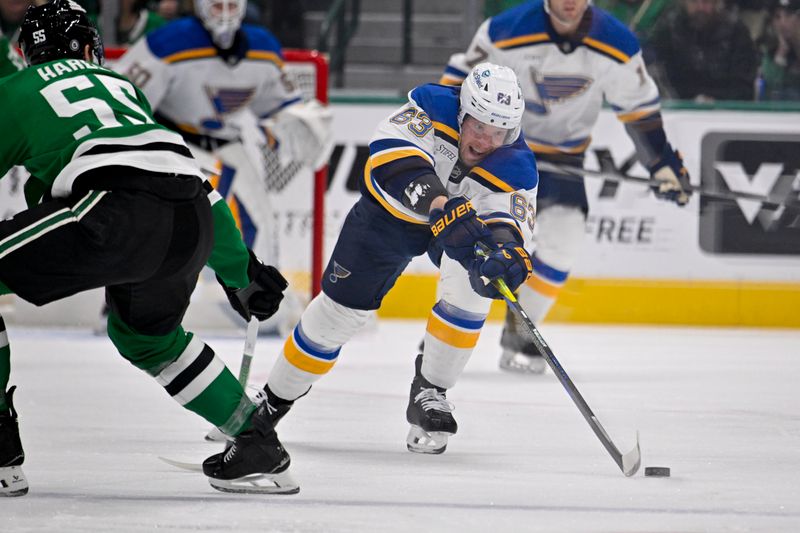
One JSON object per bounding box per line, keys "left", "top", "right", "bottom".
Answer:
{"left": 0, "top": 0, "right": 297, "bottom": 496}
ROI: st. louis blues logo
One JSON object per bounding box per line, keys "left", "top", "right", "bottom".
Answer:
{"left": 200, "top": 86, "right": 257, "bottom": 130}
{"left": 328, "top": 261, "right": 351, "bottom": 284}
{"left": 525, "top": 66, "right": 592, "bottom": 115}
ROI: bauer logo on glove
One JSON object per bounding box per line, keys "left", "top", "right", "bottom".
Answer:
{"left": 430, "top": 199, "right": 478, "bottom": 237}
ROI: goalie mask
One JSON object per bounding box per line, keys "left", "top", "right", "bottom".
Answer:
{"left": 195, "top": 0, "right": 246, "bottom": 50}
{"left": 458, "top": 62, "right": 524, "bottom": 145}
{"left": 18, "top": 0, "right": 104, "bottom": 67}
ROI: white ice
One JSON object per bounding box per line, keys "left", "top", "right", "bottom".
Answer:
{"left": 2, "top": 321, "right": 799, "bottom": 532}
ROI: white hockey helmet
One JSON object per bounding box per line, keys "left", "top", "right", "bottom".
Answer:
{"left": 458, "top": 62, "right": 524, "bottom": 144}
{"left": 195, "top": 0, "right": 246, "bottom": 49}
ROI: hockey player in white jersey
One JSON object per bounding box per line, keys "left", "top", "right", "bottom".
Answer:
{"left": 441, "top": 0, "right": 692, "bottom": 374}
{"left": 113, "top": 0, "right": 332, "bottom": 167}
{"left": 256, "top": 63, "right": 537, "bottom": 454}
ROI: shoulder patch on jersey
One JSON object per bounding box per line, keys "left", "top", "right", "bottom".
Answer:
{"left": 146, "top": 17, "right": 215, "bottom": 61}
{"left": 489, "top": 1, "right": 550, "bottom": 50}
{"left": 408, "top": 84, "right": 460, "bottom": 133}
{"left": 471, "top": 137, "right": 538, "bottom": 192}
{"left": 582, "top": 7, "right": 641, "bottom": 63}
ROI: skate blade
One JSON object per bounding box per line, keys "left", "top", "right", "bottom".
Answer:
{"left": 0, "top": 466, "right": 29, "bottom": 497}
{"left": 499, "top": 351, "right": 547, "bottom": 375}
{"left": 208, "top": 469, "right": 300, "bottom": 495}
{"left": 406, "top": 425, "right": 449, "bottom": 455}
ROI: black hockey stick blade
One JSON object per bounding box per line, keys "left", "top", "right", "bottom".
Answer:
{"left": 474, "top": 243, "right": 641, "bottom": 476}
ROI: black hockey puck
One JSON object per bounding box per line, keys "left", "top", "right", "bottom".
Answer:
{"left": 644, "top": 466, "right": 670, "bottom": 477}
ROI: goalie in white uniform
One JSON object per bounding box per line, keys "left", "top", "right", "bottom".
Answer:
{"left": 257, "top": 63, "right": 538, "bottom": 454}
{"left": 114, "top": 0, "right": 331, "bottom": 167}
{"left": 441, "top": 0, "right": 692, "bottom": 374}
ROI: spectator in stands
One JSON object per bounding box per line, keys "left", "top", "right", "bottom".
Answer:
{"left": 116, "top": 0, "right": 168, "bottom": 44}
{"left": 759, "top": 0, "right": 800, "bottom": 100}
{"left": 648, "top": 0, "right": 759, "bottom": 101}
{"left": 0, "top": 0, "right": 31, "bottom": 41}
{"left": 729, "top": 0, "right": 773, "bottom": 41}
{"left": 261, "top": 0, "right": 306, "bottom": 48}
{"left": 484, "top": 0, "right": 527, "bottom": 18}
{"left": 594, "top": 0, "right": 672, "bottom": 45}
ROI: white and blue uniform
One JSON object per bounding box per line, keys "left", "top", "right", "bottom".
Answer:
{"left": 113, "top": 17, "right": 302, "bottom": 149}
{"left": 265, "top": 83, "right": 538, "bottom": 401}
{"left": 442, "top": 0, "right": 675, "bottom": 324}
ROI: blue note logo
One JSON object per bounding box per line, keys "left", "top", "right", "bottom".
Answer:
{"left": 328, "top": 261, "right": 351, "bottom": 283}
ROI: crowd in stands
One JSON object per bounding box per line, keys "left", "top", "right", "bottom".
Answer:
{"left": 0, "top": 0, "right": 798, "bottom": 102}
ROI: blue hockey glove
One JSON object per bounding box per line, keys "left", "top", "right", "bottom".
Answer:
{"left": 217, "top": 250, "right": 288, "bottom": 321}
{"left": 650, "top": 148, "right": 691, "bottom": 206}
{"left": 469, "top": 244, "right": 533, "bottom": 299}
{"left": 429, "top": 196, "right": 492, "bottom": 267}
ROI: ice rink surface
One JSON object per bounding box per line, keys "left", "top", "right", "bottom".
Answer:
{"left": 1, "top": 320, "right": 799, "bottom": 532}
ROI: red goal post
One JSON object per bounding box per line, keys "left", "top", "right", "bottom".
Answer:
{"left": 104, "top": 47, "right": 329, "bottom": 299}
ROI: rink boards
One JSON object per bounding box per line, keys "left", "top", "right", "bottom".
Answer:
{"left": 1, "top": 105, "right": 799, "bottom": 327}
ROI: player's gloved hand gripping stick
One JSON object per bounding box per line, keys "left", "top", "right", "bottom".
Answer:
{"left": 474, "top": 242, "right": 642, "bottom": 477}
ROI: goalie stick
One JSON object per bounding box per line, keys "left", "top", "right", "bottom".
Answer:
{"left": 475, "top": 242, "right": 641, "bottom": 477}
{"left": 537, "top": 148, "right": 800, "bottom": 211}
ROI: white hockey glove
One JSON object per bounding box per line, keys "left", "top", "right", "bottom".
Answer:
{"left": 261, "top": 99, "right": 334, "bottom": 170}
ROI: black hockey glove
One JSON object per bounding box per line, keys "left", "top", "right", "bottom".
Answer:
{"left": 469, "top": 244, "right": 532, "bottom": 300}
{"left": 429, "top": 196, "right": 493, "bottom": 267}
{"left": 217, "top": 250, "right": 289, "bottom": 321}
{"left": 650, "top": 148, "right": 691, "bottom": 206}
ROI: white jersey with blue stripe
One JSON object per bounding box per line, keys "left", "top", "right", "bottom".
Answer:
{"left": 364, "top": 83, "right": 539, "bottom": 250}
{"left": 442, "top": 0, "right": 660, "bottom": 156}
{"left": 113, "top": 17, "right": 302, "bottom": 144}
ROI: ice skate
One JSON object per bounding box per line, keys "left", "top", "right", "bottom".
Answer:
{"left": 253, "top": 385, "right": 295, "bottom": 427}
{"left": 0, "top": 386, "right": 28, "bottom": 497}
{"left": 203, "top": 402, "right": 299, "bottom": 494}
{"left": 499, "top": 310, "right": 547, "bottom": 374}
{"left": 406, "top": 355, "right": 457, "bottom": 454}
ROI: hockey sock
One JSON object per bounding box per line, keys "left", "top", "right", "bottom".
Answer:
{"left": 421, "top": 300, "right": 485, "bottom": 389}
{"left": 517, "top": 253, "right": 569, "bottom": 323}
{"left": 268, "top": 321, "right": 341, "bottom": 401}
{"left": 0, "top": 315, "right": 8, "bottom": 411}
{"left": 267, "top": 292, "right": 371, "bottom": 401}
{"left": 107, "top": 312, "right": 255, "bottom": 435}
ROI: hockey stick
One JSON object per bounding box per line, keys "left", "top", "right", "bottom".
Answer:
{"left": 476, "top": 243, "right": 641, "bottom": 477}
{"left": 537, "top": 151, "right": 800, "bottom": 210}
{"left": 205, "top": 316, "right": 260, "bottom": 442}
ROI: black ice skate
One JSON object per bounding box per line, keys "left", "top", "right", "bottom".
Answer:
{"left": 254, "top": 385, "right": 295, "bottom": 427}
{"left": 499, "top": 309, "right": 547, "bottom": 374}
{"left": 0, "top": 386, "right": 28, "bottom": 497}
{"left": 406, "top": 354, "right": 457, "bottom": 454}
{"left": 202, "top": 402, "right": 298, "bottom": 494}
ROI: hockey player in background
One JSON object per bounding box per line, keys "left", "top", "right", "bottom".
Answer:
{"left": 257, "top": 62, "right": 538, "bottom": 454}
{"left": 0, "top": 29, "right": 23, "bottom": 78}
{"left": 113, "top": 0, "right": 332, "bottom": 171}
{"left": 0, "top": 0, "right": 297, "bottom": 496}
{"left": 440, "top": 0, "right": 692, "bottom": 374}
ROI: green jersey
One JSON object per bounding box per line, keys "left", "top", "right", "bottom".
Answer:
{"left": 0, "top": 58, "right": 250, "bottom": 287}
{"left": 0, "top": 36, "right": 24, "bottom": 79}
{"left": 0, "top": 58, "right": 204, "bottom": 205}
